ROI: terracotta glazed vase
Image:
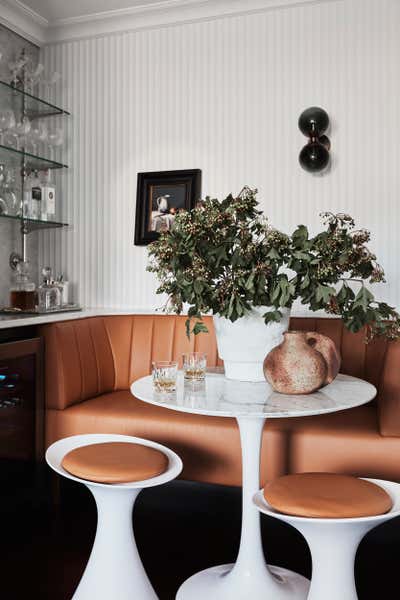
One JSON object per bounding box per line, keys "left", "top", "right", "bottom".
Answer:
{"left": 263, "top": 331, "right": 341, "bottom": 394}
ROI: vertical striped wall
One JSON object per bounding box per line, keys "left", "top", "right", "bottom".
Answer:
{"left": 39, "top": 0, "right": 400, "bottom": 311}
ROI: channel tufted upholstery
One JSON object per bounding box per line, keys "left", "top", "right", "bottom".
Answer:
{"left": 41, "top": 315, "right": 221, "bottom": 410}
{"left": 41, "top": 314, "right": 400, "bottom": 486}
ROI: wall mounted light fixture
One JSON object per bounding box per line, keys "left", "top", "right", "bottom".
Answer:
{"left": 298, "top": 107, "right": 330, "bottom": 173}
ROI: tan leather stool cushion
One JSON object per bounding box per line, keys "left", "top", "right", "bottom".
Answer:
{"left": 264, "top": 473, "right": 393, "bottom": 518}
{"left": 61, "top": 442, "right": 168, "bottom": 483}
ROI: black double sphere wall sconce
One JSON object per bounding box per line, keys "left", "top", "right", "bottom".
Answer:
{"left": 298, "top": 107, "right": 331, "bottom": 173}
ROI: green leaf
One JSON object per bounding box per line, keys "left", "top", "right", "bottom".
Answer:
{"left": 316, "top": 284, "right": 335, "bottom": 304}
{"left": 264, "top": 309, "right": 282, "bottom": 324}
{"left": 292, "top": 225, "right": 309, "bottom": 247}
{"left": 300, "top": 273, "right": 310, "bottom": 290}
{"left": 185, "top": 318, "right": 191, "bottom": 339}
{"left": 293, "top": 250, "right": 310, "bottom": 260}
{"left": 194, "top": 280, "right": 203, "bottom": 294}
{"left": 245, "top": 272, "right": 255, "bottom": 291}
{"left": 193, "top": 321, "right": 209, "bottom": 335}
{"left": 353, "top": 286, "right": 374, "bottom": 312}
{"left": 267, "top": 247, "right": 281, "bottom": 260}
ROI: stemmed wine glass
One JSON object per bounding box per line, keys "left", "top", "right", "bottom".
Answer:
{"left": 7, "top": 116, "right": 31, "bottom": 150}
{"left": 2, "top": 168, "right": 19, "bottom": 215}
{"left": 24, "top": 62, "right": 45, "bottom": 95}
{"left": 0, "top": 166, "right": 19, "bottom": 216}
{"left": 0, "top": 110, "right": 16, "bottom": 145}
{"left": 26, "top": 119, "right": 47, "bottom": 155}
{"left": 47, "top": 127, "right": 64, "bottom": 160}
{"left": 8, "top": 51, "right": 28, "bottom": 88}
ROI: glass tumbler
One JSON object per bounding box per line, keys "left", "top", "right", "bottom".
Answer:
{"left": 152, "top": 361, "right": 178, "bottom": 393}
{"left": 183, "top": 352, "right": 207, "bottom": 381}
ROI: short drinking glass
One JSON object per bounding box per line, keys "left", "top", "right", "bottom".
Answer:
{"left": 152, "top": 361, "right": 178, "bottom": 393}
{"left": 183, "top": 352, "right": 207, "bottom": 381}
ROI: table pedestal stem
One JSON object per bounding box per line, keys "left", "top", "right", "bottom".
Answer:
{"left": 176, "top": 415, "right": 309, "bottom": 600}
{"left": 231, "top": 416, "right": 270, "bottom": 578}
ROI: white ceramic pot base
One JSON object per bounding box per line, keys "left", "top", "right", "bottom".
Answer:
{"left": 176, "top": 416, "right": 310, "bottom": 600}
{"left": 176, "top": 563, "right": 309, "bottom": 600}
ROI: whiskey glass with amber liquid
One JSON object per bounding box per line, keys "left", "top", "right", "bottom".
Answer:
{"left": 183, "top": 353, "right": 207, "bottom": 381}
{"left": 152, "top": 361, "right": 178, "bottom": 393}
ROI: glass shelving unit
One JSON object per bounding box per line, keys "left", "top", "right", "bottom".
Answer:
{"left": 0, "top": 80, "right": 70, "bottom": 120}
{"left": 0, "top": 213, "right": 68, "bottom": 233}
{"left": 0, "top": 144, "right": 67, "bottom": 171}
{"left": 0, "top": 80, "right": 70, "bottom": 266}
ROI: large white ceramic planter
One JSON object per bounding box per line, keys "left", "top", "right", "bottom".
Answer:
{"left": 213, "top": 306, "right": 290, "bottom": 382}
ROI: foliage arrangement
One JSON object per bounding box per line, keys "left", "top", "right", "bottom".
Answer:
{"left": 147, "top": 186, "right": 400, "bottom": 340}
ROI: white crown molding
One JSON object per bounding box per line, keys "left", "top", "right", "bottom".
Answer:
{"left": 46, "top": 0, "right": 341, "bottom": 44}
{"left": 0, "top": 0, "right": 342, "bottom": 45}
{"left": 0, "top": 0, "right": 47, "bottom": 45}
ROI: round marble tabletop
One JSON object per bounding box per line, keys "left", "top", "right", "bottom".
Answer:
{"left": 131, "top": 372, "right": 376, "bottom": 419}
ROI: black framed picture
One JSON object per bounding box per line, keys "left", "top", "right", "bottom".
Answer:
{"left": 134, "top": 169, "right": 202, "bottom": 245}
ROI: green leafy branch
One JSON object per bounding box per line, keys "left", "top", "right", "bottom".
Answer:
{"left": 147, "top": 188, "right": 400, "bottom": 340}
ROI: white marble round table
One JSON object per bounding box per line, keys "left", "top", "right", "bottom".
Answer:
{"left": 131, "top": 372, "right": 376, "bottom": 600}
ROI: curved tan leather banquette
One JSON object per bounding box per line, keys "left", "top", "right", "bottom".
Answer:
{"left": 41, "top": 315, "right": 400, "bottom": 487}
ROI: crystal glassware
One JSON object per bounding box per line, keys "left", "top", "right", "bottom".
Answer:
{"left": 13, "top": 116, "right": 31, "bottom": 149}
{"left": 26, "top": 119, "right": 47, "bottom": 155}
{"left": 8, "top": 50, "right": 28, "bottom": 88}
{"left": 182, "top": 352, "right": 207, "bottom": 381}
{"left": 10, "top": 261, "right": 36, "bottom": 311}
{"left": 0, "top": 109, "right": 16, "bottom": 145}
{"left": 24, "top": 62, "right": 44, "bottom": 95}
{"left": 2, "top": 168, "right": 19, "bottom": 215}
{"left": 152, "top": 361, "right": 178, "bottom": 393}
{"left": 47, "top": 127, "right": 64, "bottom": 160}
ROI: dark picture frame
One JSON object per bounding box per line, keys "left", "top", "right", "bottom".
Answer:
{"left": 134, "top": 169, "right": 202, "bottom": 245}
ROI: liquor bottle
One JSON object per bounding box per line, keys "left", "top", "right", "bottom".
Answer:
{"left": 9, "top": 261, "right": 36, "bottom": 311}
{"left": 29, "top": 170, "right": 41, "bottom": 219}
{"left": 40, "top": 169, "right": 56, "bottom": 221}
{"left": 38, "top": 267, "right": 61, "bottom": 312}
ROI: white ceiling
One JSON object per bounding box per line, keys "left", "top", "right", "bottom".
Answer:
{"left": 19, "top": 0, "right": 177, "bottom": 23}
{"left": 0, "top": 0, "right": 318, "bottom": 44}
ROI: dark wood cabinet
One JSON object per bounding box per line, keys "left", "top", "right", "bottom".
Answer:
{"left": 0, "top": 337, "right": 44, "bottom": 463}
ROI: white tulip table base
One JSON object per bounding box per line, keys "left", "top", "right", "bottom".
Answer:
{"left": 176, "top": 417, "right": 310, "bottom": 600}
{"left": 176, "top": 563, "right": 309, "bottom": 600}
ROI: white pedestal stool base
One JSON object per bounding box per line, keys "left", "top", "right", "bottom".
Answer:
{"left": 176, "top": 563, "right": 310, "bottom": 600}
{"left": 254, "top": 479, "right": 400, "bottom": 600}
{"left": 46, "top": 434, "right": 183, "bottom": 600}
{"left": 72, "top": 487, "right": 157, "bottom": 600}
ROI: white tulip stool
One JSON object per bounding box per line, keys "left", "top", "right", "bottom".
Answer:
{"left": 254, "top": 473, "right": 400, "bottom": 600}
{"left": 46, "top": 433, "right": 183, "bottom": 600}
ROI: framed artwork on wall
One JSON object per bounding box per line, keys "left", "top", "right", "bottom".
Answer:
{"left": 134, "top": 169, "right": 202, "bottom": 245}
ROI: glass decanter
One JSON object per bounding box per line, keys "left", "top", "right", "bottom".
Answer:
{"left": 10, "top": 261, "right": 36, "bottom": 311}
{"left": 38, "top": 267, "right": 61, "bottom": 312}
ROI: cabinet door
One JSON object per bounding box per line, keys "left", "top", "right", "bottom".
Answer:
{"left": 0, "top": 338, "right": 43, "bottom": 462}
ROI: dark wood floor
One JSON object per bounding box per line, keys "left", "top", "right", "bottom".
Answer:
{"left": 1, "top": 463, "right": 399, "bottom": 599}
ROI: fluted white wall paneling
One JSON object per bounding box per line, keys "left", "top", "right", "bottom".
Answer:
{"left": 39, "top": 0, "right": 400, "bottom": 310}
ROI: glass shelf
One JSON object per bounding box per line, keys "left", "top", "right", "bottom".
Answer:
{"left": 0, "top": 213, "right": 68, "bottom": 233}
{"left": 0, "top": 80, "right": 70, "bottom": 119}
{"left": 0, "top": 144, "right": 67, "bottom": 171}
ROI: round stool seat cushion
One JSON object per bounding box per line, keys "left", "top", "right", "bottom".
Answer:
{"left": 61, "top": 442, "right": 169, "bottom": 483}
{"left": 264, "top": 473, "right": 393, "bottom": 518}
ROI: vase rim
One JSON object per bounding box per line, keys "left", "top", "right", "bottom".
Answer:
{"left": 284, "top": 330, "right": 307, "bottom": 335}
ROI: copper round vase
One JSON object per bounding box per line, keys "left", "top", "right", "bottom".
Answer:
{"left": 263, "top": 331, "right": 341, "bottom": 394}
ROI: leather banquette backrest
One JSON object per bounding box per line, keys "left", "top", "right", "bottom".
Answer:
{"left": 41, "top": 315, "right": 220, "bottom": 410}
{"left": 39, "top": 314, "right": 400, "bottom": 436}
